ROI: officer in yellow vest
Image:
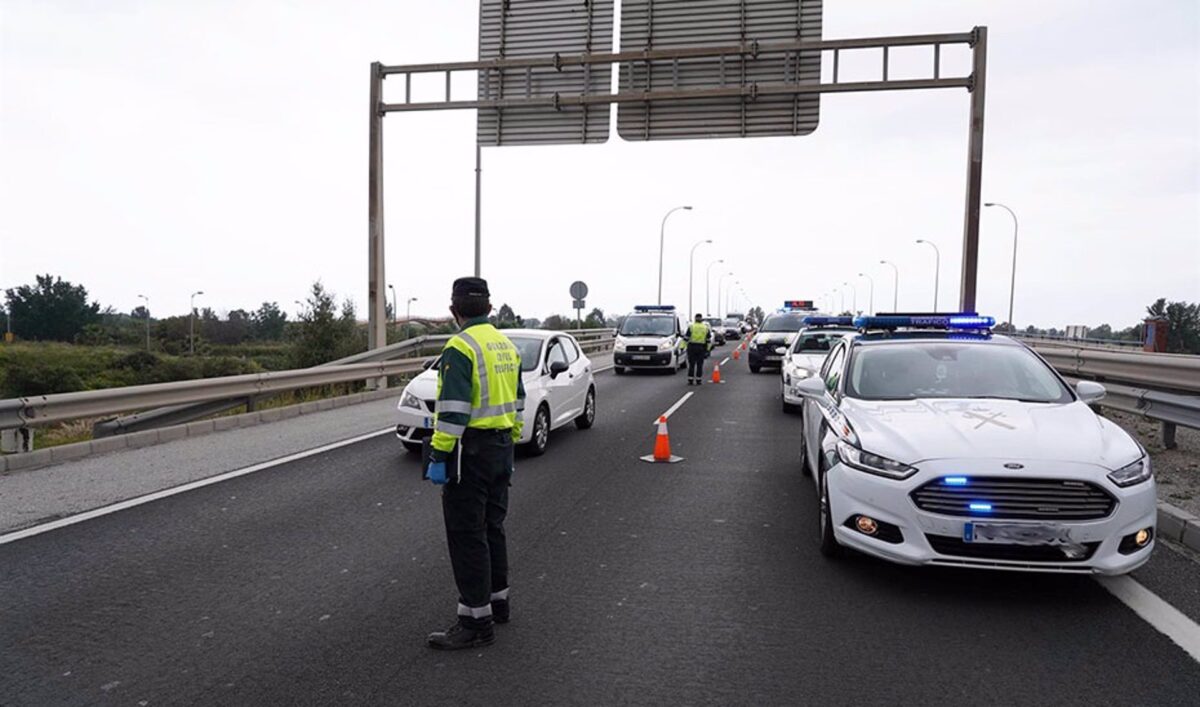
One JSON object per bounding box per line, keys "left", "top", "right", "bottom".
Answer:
{"left": 686, "top": 313, "right": 712, "bottom": 385}
{"left": 425, "top": 277, "right": 526, "bottom": 650}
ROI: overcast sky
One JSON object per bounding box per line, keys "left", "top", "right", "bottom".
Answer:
{"left": 2, "top": 0, "right": 1197, "bottom": 329}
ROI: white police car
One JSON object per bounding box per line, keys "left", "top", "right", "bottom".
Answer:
{"left": 395, "top": 329, "right": 596, "bottom": 457}
{"left": 780, "top": 316, "right": 856, "bottom": 414}
{"left": 612, "top": 306, "right": 687, "bottom": 374}
{"left": 793, "top": 313, "right": 1156, "bottom": 575}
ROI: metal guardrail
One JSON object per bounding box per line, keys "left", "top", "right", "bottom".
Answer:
{"left": 0, "top": 331, "right": 616, "bottom": 440}
{"left": 1011, "top": 332, "right": 1142, "bottom": 350}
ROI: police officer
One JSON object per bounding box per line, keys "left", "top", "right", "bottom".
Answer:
{"left": 685, "top": 313, "right": 711, "bottom": 385}
{"left": 425, "top": 277, "right": 526, "bottom": 650}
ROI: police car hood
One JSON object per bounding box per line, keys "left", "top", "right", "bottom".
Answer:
{"left": 787, "top": 352, "right": 827, "bottom": 371}
{"left": 840, "top": 398, "right": 1141, "bottom": 470}
{"left": 618, "top": 335, "right": 674, "bottom": 345}
{"left": 756, "top": 332, "right": 797, "bottom": 345}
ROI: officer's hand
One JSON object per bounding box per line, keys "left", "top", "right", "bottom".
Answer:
{"left": 426, "top": 460, "right": 448, "bottom": 485}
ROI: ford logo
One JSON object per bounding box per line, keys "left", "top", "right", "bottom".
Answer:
{"left": 1004, "top": 462, "right": 1024, "bottom": 470}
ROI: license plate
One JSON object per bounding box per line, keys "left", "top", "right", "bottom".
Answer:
{"left": 632, "top": 355, "right": 650, "bottom": 361}
{"left": 765, "top": 355, "right": 782, "bottom": 362}
{"left": 963, "top": 521, "right": 1071, "bottom": 545}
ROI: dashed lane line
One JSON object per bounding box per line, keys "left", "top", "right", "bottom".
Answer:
{"left": 719, "top": 356, "right": 730, "bottom": 366}
{"left": 654, "top": 392, "right": 694, "bottom": 424}
{"left": 0, "top": 428, "right": 394, "bottom": 546}
{"left": 1096, "top": 575, "right": 1200, "bottom": 664}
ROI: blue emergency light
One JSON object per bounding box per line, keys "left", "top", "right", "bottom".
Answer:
{"left": 802, "top": 316, "right": 853, "bottom": 327}
{"left": 853, "top": 313, "right": 996, "bottom": 330}
{"left": 634, "top": 305, "right": 676, "bottom": 313}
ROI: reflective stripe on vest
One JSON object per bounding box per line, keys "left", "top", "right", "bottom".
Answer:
{"left": 438, "top": 324, "right": 522, "bottom": 431}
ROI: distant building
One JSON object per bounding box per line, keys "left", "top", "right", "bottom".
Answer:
{"left": 1064, "top": 324, "right": 1089, "bottom": 339}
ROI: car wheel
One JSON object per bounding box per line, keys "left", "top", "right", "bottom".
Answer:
{"left": 781, "top": 389, "right": 799, "bottom": 414}
{"left": 798, "top": 413, "right": 812, "bottom": 478}
{"left": 818, "top": 463, "right": 842, "bottom": 558}
{"left": 575, "top": 387, "right": 596, "bottom": 429}
{"left": 401, "top": 441, "right": 422, "bottom": 454}
{"left": 614, "top": 366, "right": 626, "bottom": 375}
{"left": 749, "top": 364, "right": 761, "bottom": 374}
{"left": 524, "top": 405, "right": 550, "bottom": 456}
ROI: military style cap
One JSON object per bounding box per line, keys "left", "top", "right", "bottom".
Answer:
{"left": 452, "top": 277, "right": 490, "bottom": 298}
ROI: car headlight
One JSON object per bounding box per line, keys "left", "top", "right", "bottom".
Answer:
{"left": 614, "top": 339, "right": 626, "bottom": 352}
{"left": 774, "top": 346, "right": 788, "bottom": 354}
{"left": 658, "top": 340, "right": 674, "bottom": 351}
{"left": 401, "top": 391, "right": 422, "bottom": 409}
{"left": 836, "top": 439, "right": 917, "bottom": 480}
{"left": 1108, "top": 455, "right": 1152, "bottom": 488}
{"left": 792, "top": 367, "right": 812, "bottom": 380}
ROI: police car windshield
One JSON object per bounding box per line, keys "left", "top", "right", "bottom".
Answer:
{"left": 845, "top": 342, "right": 1072, "bottom": 403}
{"left": 760, "top": 313, "right": 807, "bottom": 332}
{"left": 508, "top": 336, "right": 544, "bottom": 372}
{"left": 790, "top": 329, "right": 852, "bottom": 354}
{"left": 619, "top": 315, "right": 676, "bottom": 337}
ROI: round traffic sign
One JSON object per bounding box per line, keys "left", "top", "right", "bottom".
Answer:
{"left": 569, "top": 281, "right": 589, "bottom": 299}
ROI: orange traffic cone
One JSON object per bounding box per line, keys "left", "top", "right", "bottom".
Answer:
{"left": 640, "top": 415, "right": 683, "bottom": 463}
{"left": 712, "top": 361, "right": 724, "bottom": 384}
{"left": 732, "top": 348, "right": 741, "bottom": 360}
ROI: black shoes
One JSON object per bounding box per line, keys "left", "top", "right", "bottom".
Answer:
{"left": 492, "top": 598, "right": 510, "bottom": 624}
{"left": 427, "top": 620, "right": 495, "bottom": 651}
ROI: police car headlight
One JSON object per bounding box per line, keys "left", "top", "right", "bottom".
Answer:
{"left": 400, "top": 391, "right": 422, "bottom": 410}
{"left": 658, "top": 340, "right": 674, "bottom": 351}
{"left": 774, "top": 346, "right": 788, "bottom": 354}
{"left": 836, "top": 440, "right": 917, "bottom": 480}
{"left": 614, "top": 339, "right": 626, "bottom": 352}
{"left": 793, "top": 368, "right": 813, "bottom": 379}
{"left": 1108, "top": 454, "right": 1152, "bottom": 488}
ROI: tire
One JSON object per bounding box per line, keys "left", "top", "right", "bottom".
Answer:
{"left": 614, "top": 366, "right": 626, "bottom": 375}
{"left": 575, "top": 387, "right": 596, "bottom": 429}
{"left": 524, "top": 405, "right": 550, "bottom": 456}
{"left": 799, "top": 413, "right": 812, "bottom": 478}
{"left": 749, "top": 364, "right": 761, "bottom": 374}
{"left": 818, "top": 462, "right": 843, "bottom": 558}
{"left": 782, "top": 398, "right": 799, "bottom": 414}
{"left": 401, "top": 441, "right": 422, "bottom": 454}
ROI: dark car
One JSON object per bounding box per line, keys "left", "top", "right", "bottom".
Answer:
{"left": 704, "top": 318, "right": 727, "bottom": 345}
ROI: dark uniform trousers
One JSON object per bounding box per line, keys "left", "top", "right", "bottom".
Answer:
{"left": 442, "top": 427, "right": 514, "bottom": 620}
{"left": 687, "top": 343, "right": 708, "bottom": 380}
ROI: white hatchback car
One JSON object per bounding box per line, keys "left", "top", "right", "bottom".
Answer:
{"left": 780, "top": 317, "right": 856, "bottom": 414}
{"left": 395, "top": 329, "right": 596, "bottom": 456}
{"left": 795, "top": 314, "right": 1156, "bottom": 575}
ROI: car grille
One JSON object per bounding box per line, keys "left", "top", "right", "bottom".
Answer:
{"left": 627, "top": 345, "right": 658, "bottom": 353}
{"left": 926, "top": 534, "right": 1100, "bottom": 562}
{"left": 911, "top": 477, "right": 1116, "bottom": 520}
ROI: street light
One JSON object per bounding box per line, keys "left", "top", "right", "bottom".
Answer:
{"left": 857, "top": 273, "right": 875, "bottom": 315}
{"left": 726, "top": 280, "right": 740, "bottom": 314}
{"left": 688, "top": 238, "right": 713, "bottom": 317}
{"left": 879, "top": 260, "right": 899, "bottom": 311}
{"left": 986, "top": 202, "right": 1019, "bottom": 330}
{"left": 189, "top": 290, "right": 204, "bottom": 356}
{"left": 136, "top": 294, "right": 151, "bottom": 351}
{"left": 717, "top": 272, "right": 734, "bottom": 319}
{"left": 844, "top": 281, "right": 858, "bottom": 314}
{"left": 915, "top": 239, "right": 941, "bottom": 310}
{"left": 705, "top": 258, "right": 725, "bottom": 316}
{"left": 657, "top": 205, "right": 693, "bottom": 305}
{"left": 406, "top": 297, "right": 418, "bottom": 340}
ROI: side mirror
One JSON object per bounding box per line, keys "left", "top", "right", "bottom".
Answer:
{"left": 1075, "top": 380, "right": 1106, "bottom": 404}
{"left": 549, "top": 361, "right": 570, "bottom": 379}
{"left": 422, "top": 358, "right": 437, "bottom": 371}
{"left": 795, "top": 376, "right": 827, "bottom": 397}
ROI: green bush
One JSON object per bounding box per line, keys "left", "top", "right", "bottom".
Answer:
{"left": 4, "top": 358, "right": 87, "bottom": 397}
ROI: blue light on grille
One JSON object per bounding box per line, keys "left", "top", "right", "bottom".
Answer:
{"left": 944, "top": 476, "right": 969, "bottom": 486}
{"left": 968, "top": 502, "right": 993, "bottom": 512}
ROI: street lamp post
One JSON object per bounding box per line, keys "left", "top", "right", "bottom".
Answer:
{"left": 986, "top": 202, "right": 1019, "bottom": 330}
{"left": 915, "top": 239, "right": 941, "bottom": 310}
{"left": 879, "top": 260, "right": 899, "bottom": 311}
{"left": 688, "top": 238, "right": 712, "bottom": 317}
{"left": 406, "top": 297, "right": 418, "bottom": 340}
{"left": 844, "top": 281, "right": 858, "bottom": 314}
{"left": 717, "top": 273, "right": 734, "bottom": 319}
{"left": 857, "top": 273, "right": 875, "bottom": 315}
{"left": 137, "top": 294, "right": 151, "bottom": 351}
{"left": 658, "top": 205, "right": 693, "bottom": 305}
{"left": 189, "top": 290, "right": 204, "bottom": 356}
{"left": 726, "top": 280, "right": 740, "bottom": 314}
{"left": 705, "top": 259, "right": 724, "bottom": 316}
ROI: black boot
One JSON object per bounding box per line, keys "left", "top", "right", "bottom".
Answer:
{"left": 492, "top": 598, "right": 510, "bottom": 624}
{"left": 427, "top": 618, "right": 495, "bottom": 650}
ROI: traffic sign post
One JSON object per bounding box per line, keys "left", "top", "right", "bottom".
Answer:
{"left": 571, "top": 281, "right": 589, "bottom": 330}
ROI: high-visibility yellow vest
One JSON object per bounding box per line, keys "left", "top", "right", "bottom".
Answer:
{"left": 433, "top": 324, "right": 523, "bottom": 442}
{"left": 688, "top": 321, "right": 710, "bottom": 345}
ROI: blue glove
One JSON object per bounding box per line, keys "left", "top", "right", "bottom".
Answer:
{"left": 426, "top": 460, "right": 448, "bottom": 485}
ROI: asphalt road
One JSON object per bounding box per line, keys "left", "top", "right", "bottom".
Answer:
{"left": 3, "top": 352, "right": 1200, "bottom": 706}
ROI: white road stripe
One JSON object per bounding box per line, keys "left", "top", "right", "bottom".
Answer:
{"left": 1096, "top": 575, "right": 1200, "bottom": 664}
{"left": 0, "top": 428, "right": 394, "bottom": 546}
{"left": 719, "top": 356, "right": 730, "bottom": 366}
{"left": 654, "top": 392, "right": 694, "bottom": 424}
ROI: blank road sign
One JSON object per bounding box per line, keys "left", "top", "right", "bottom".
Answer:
{"left": 618, "top": 0, "right": 823, "bottom": 141}
{"left": 477, "top": 0, "right": 615, "bottom": 146}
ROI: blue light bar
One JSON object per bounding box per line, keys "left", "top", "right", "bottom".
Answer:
{"left": 853, "top": 313, "right": 995, "bottom": 330}
{"left": 944, "top": 476, "right": 969, "bottom": 486}
{"left": 634, "top": 305, "right": 676, "bottom": 313}
{"left": 783, "top": 300, "right": 815, "bottom": 310}
{"left": 968, "top": 502, "right": 993, "bottom": 512}
{"left": 802, "top": 316, "right": 853, "bottom": 327}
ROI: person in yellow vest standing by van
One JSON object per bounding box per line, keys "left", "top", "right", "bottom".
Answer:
{"left": 686, "top": 313, "right": 712, "bottom": 385}
{"left": 424, "top": 277, "right": 525, "bottom": 650}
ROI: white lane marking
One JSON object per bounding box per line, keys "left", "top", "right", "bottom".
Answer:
{"left": 1096, "top": 575, "right": 1200, "bottom": 664}
{"left": 653, "top": 392, "right": 694, "bottom": 424}
{"left": 0, "top": 428, "right": 394, "bottom": 546}
{"left": 719, "top": 356, "right": 730, "bottom": 366}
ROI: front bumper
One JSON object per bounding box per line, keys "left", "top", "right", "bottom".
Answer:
{"left": 781, "top": 369, "right": 814, "bottom": 406}
{"left": 615, "top": 351, "right": 675, "bottom": 369}
{"left": 825, "top": 460, "right": 1157, "bottom": 575}
{"left": 749, "top": 345, "right": 788, "bottom": 368}
{"left": 395, "top": 404, "right": 435, "bottom": 443}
